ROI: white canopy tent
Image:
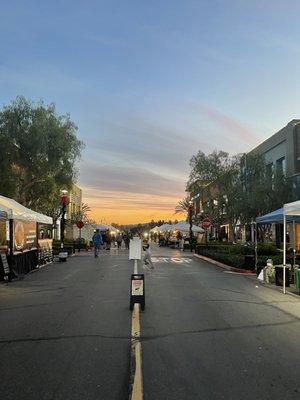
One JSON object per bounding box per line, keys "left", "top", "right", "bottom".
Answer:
{"left": 150, "top": 226, "right": 160, "bottom": 233}
{"left": 173, "top": 220, "right": 204, "bottom": 234}
{"left": 283, "top": 200, "right": 300, "bottom": 293}
{"left": 94, "top": 223, "right": 117, "bottom": 232}
{"left": 158, "top": 223, "right": 173, "bottom": 232}
{"left": 0, "top": 194, "right": 53, "bottom": 224}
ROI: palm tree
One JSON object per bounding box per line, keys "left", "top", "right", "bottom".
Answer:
{"left": 71, "top": 202, "right": 91, "bottom": 224}
{"left": 175, "top": 196, "right": 190, "bottom": 215}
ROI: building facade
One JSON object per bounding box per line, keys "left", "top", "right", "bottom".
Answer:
{"left": 67, "top": 185, "right": 82, "bottom": 221}
{"left": 65, "top": 184, "right": 83, "bottom": 239}
{"left": 249, "top": 119, "right": 300, "bottom": 189}
{"left": 192, "top": 120, "right": 300, "bottom": 245}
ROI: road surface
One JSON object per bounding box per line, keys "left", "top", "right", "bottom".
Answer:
{"left": 0, "top": 246, "right": 300, "bottom": 399}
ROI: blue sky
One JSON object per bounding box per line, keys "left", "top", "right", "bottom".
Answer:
{"left": 1, "top": 0, "right": 300, "bottom": 223}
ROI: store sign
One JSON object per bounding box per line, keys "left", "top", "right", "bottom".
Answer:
{"left": 13, "top": 220, "right": 37, "bottom": 252}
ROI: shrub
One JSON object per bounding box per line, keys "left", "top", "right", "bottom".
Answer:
{"left": 195, "top": 243, "right": 284, "bottom": 270}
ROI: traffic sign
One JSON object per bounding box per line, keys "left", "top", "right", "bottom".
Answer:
{"left": 202, "top": 218, "right": 211, "bottom": 229}
{"left": 76, "top": 221, "right": 84, "bottom": 229}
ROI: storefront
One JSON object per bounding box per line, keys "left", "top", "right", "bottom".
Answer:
{"left": 0, "top": 195, "right": 53, "bottom": 276}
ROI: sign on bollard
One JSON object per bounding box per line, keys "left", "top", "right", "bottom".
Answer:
{"left": 130, "top": 274, "right": 145, "bottom": 311}
{"left": 129, "top": 237, "right": 142, "bottom": 260}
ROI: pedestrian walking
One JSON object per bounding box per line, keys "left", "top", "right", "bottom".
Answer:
{"left": 92, "top": 229, "right": 103, "bottom": 258}
{"left": 124, "top": 234, "right": 130, "bottom": 250}
{"left": 179, "top": 237, "right": 184, "bottom": 252}
{"left": 116, "top": 233, "right": 122, "bottom": 249}
{"left": 106, "top": 233, "right": 111, "bottom": 250}
{"left": 101, "top": 231, "right": 107, "bottom": 250}
{"left": 143, "top": 243, "right": 154, "bottom": 269}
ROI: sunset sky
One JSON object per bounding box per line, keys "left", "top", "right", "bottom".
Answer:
{"left": 2, "top": 1, "right": 300, "bottom": 224}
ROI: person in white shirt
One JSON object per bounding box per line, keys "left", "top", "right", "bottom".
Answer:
{"left": 143, "top": 243, "right": 154, "bottom": 269}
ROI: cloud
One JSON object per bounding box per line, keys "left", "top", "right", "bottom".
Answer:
{"left": 78, "top": 102, "right": 258, "bottom": 223}
{"left": 79, "top": 162, "right": 185, "bottom": 198}
{"left": 188, "top": 103, "right": 258, "bottom": 145}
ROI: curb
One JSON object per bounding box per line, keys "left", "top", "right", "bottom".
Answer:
{"left": 193, "top": 253, "right": 256, "bottom": 275}
{"left": 246, "top": 274, "right": 300, "bottom": 299}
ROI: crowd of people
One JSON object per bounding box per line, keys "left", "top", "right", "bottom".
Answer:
{"left": 91, "top": 229, "right": 154, "bottom": 269}
{"left": 91, "top": 229, "right": 133, "bottom": 257}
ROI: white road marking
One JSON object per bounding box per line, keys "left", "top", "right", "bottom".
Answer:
{"left": 151, "top": 257, "right": 192, "bottom": 264}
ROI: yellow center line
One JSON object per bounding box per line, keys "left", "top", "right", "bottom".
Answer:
{"left": 130, "top": 260, "right": 143, "bottom": 400}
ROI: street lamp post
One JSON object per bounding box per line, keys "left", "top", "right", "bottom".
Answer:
{"left": 188, "top": 200, "right": 194, "bottom": 252}
{"left": 60, "top": 189, "right": 69, "bottom": 249}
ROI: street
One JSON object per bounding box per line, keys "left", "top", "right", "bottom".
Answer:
{"left": 1, "top": 247, "right": 300, "bottom": 400}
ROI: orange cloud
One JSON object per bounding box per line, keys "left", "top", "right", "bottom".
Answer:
{"left": 83, "top": 187, "right": 185, "bottom": 224}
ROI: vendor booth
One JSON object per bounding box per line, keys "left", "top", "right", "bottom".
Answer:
{"left": 256, "top": 201, "right": 300, "bottom": 294}
{"left": 172, "top": 220, "right": 204, "bottom": 234}
{"left": 0, "top": 195, "right": 53, "bottom": 276}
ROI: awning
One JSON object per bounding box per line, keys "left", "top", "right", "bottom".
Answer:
{"left": 256, "top": 207, "right": 300, "bottom": 224}
{"left": 0, "top": 195, "right": 53, "bottom": 224}
{"left": 172, "top": 220, "right": 204, "bottom": 233}
{"left": 157, "top": 223, "right": 174, "bottom": 232}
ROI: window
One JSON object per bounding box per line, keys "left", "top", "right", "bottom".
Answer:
{"left": 266, "top": 163, "right": 273, "bottom": 180}
{"left": 276, "top": 157, "right": 286, "bottom": 175}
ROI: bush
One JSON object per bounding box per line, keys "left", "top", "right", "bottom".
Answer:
{"left": 196, "top": 243, "right": 283, "bottom": 270}
{"left": 52, "top": 239, "right": 75, "bottom": 255}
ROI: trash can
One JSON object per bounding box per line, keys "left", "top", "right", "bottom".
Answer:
{"left": 275, "top": 266, "right": 290, "bottom": 287}
{"left": 244, "top": 255, "right": 255, "bottom": 270}
{"left": 295, "top": 268, "right": 300, "bottom": 294}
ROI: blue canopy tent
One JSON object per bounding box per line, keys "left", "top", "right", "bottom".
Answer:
{"left": 256, "top": 208, "right": 300, "bottom": 224}
{"left": 256, "top": 203, "right": 300, "bottom": 294}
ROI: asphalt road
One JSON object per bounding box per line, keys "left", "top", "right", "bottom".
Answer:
{"left": 141, "top": 248, "right": 300, "bottom": 400}
{"left": 0, "top": 251, "right": 132, "bottom": 400}
{"left": 1, "top": 246, "right": 300, "bottom": 400}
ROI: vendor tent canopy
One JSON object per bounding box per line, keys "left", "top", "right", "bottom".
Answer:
{"left": 281, "top": 200, "right": 300, "bottom": 294}
{"left": 158, "top": 223, "right": 173, "bottom": 232}
{"left": 256, "top": 207, "right": 300, "bottom": 224}
{"left": 150, "top": 226, "right": 160, "bottom": 233}
{"left": 0, "top": 195, "right": 53, "bottom": 225}
{"left": 284, "top": 200, "right": 300, "bottom": 216}
{"left": 94, "top": 224, "right": 117, "bottom": 231}
{"left": 173, "top": 220, "right": 204, "bottom": 233}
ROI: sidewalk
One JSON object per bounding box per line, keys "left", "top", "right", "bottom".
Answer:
{"left": 248, "top": 274, "right": 300, "bottom": 298}
{"left": 193, "top": 251, "right": 300, "bottom": 298}
{"left": 194, "top": 253, "right": 256, "bottom": 275}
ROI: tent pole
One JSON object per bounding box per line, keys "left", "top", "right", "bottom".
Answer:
{"left": 293, "top": 219, "right": 296, "bottom": 268}
{"left": 283, "top": 214, "right": 286, "bottom": 294}
{"left": 255, "top": 222, "right": 258, "bottom": 272}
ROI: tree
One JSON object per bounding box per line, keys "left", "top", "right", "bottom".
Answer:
{"left": 70, "top": 203, "right": 91, "bottom": 224}
{"left": 187, "top": 150, "right": 240, "bottom": 239}
{"left": 175, "top": 196, "right": 191, "bottom": 216}
{"left": 0, "top": 96, "right": 84, "bottom": 217}
{"left": 186, "top": 150, "right": 234, "bottom": 195}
